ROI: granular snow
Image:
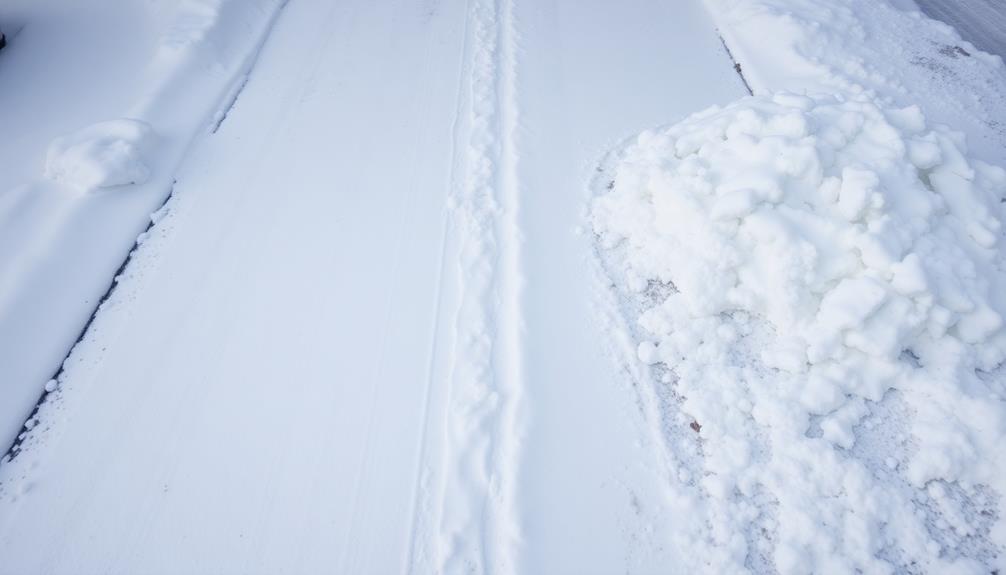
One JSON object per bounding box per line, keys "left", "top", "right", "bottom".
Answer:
{"left": 593, "top": 92, "right": 1006, "bottom": 573}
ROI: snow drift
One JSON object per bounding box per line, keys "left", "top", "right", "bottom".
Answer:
{"left": 592, "top": 92, "right": 1006, "bottom": 573}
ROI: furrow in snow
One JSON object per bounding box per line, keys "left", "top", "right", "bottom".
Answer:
{"left": 485, "top": 0, "right": 524, "bottom": 570}
{"left": 430, "top": 0, "right": 524, "bottom": 572}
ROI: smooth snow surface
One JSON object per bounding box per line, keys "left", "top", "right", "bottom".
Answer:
{"left": 0, "top": 0, "right": 746, "bottom": 573}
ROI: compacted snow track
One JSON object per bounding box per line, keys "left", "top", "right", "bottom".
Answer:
{"left": 0, "top": 0, "right": 745, "bottom": 572}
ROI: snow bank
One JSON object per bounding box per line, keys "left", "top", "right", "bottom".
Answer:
{"left": 593, "top": 92, "right": 1006, "bottom": 572}
{"left": 44, "top": 119, "right": 156, "bottom": 192}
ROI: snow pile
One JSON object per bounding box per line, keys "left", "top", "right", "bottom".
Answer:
{"left": 592, "top": 92, "right": 1006, "bottom": 572}
{"left": 44, "top": 119, "right": 157, "bottom": 192}
{"left": 705, "top": 0, "right": 1006, "bottom": 166}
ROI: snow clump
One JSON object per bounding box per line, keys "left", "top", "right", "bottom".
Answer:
{"left": 593, "top": 92, "right": 1006, "bottom": 573}
{"left": 44, "top": 119, "right": 157, "bottom": 193}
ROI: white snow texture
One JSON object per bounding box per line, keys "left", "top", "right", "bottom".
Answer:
{"left": 594, "top": 92, "right": 1006, "bottom": 573}
{"left": 44, "top": 119, "right": 156, "bottom": 192}
{"left": 2, "top": 0, "right": 1006, "bottom": 572}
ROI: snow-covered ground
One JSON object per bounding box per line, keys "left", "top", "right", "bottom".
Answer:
{"left": 1, "top": 0, "right": 1005, "bottom": 573}
{"left": 914, "top": 0, "right": 1006, "bottom": 61}
{"left": 590, "top": 0, "right": 1006, "bottom": 572}
{"left": 0, "top": 0, "right": 744, "bottom": 572}
{"left": 0, "top": 0, "right": 285, "bottom": 447}
{"left": 593, "top": 92, "right": 1006, "bottom": 573}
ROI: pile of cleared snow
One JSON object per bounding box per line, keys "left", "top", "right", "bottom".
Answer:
{"left": 44, "top": 119, "right": 157, "bottom": 192}
{"left": 593, "top": 92, "right": 1006, "bottom": 573}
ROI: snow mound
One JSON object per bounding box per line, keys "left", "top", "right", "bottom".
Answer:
{"left": 593, "top": 92, "right": 1006, "bottom": 573}
{"left": 44, "top": 119, "right": 157, "bottom": 193}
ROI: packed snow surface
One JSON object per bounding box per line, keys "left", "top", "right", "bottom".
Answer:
{"left": 593, "top": 93, "right": 1006, "bottom": 572}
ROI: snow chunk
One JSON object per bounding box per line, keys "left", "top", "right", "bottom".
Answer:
{"left": 44, "top": 119, "right": 157, "bottom": 193}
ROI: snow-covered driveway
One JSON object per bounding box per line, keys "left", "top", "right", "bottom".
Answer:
{"left": 0, "top": 0, "right": 745, "bottom": 573}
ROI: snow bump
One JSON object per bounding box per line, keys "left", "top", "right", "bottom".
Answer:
{"left": 44, "top": 119, "right": 157, "bottom": 193}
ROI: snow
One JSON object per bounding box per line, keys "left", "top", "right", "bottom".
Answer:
{"left": 1, "top": 0, "right": 1005, "bottom": 572}
{"left": 501, "top": 1, "right": 745, "bottom": 571}
{"left": 912, "top": 0, "right": 1006, "bottom": 62}
{"left": 593, "top": 91, "right": 1006, "bottom": 571}
{"left": 44, "top": 119, "right": 157, "bottom": 192}
{"left": 0, "top": 0, "right": 285, "bottom": 448}
{"left": 587, "top": 0, "right": 1006, "bottom": 571}
{"left": 0, "top": 0, "right": 753, "bottom": 570}
{"left": 704, "top": 0, "right": 1006, "bottom": 167}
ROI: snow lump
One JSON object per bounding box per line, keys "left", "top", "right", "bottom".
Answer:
{"left": 44, "top": 119, "right": 157, "bottom": 193}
